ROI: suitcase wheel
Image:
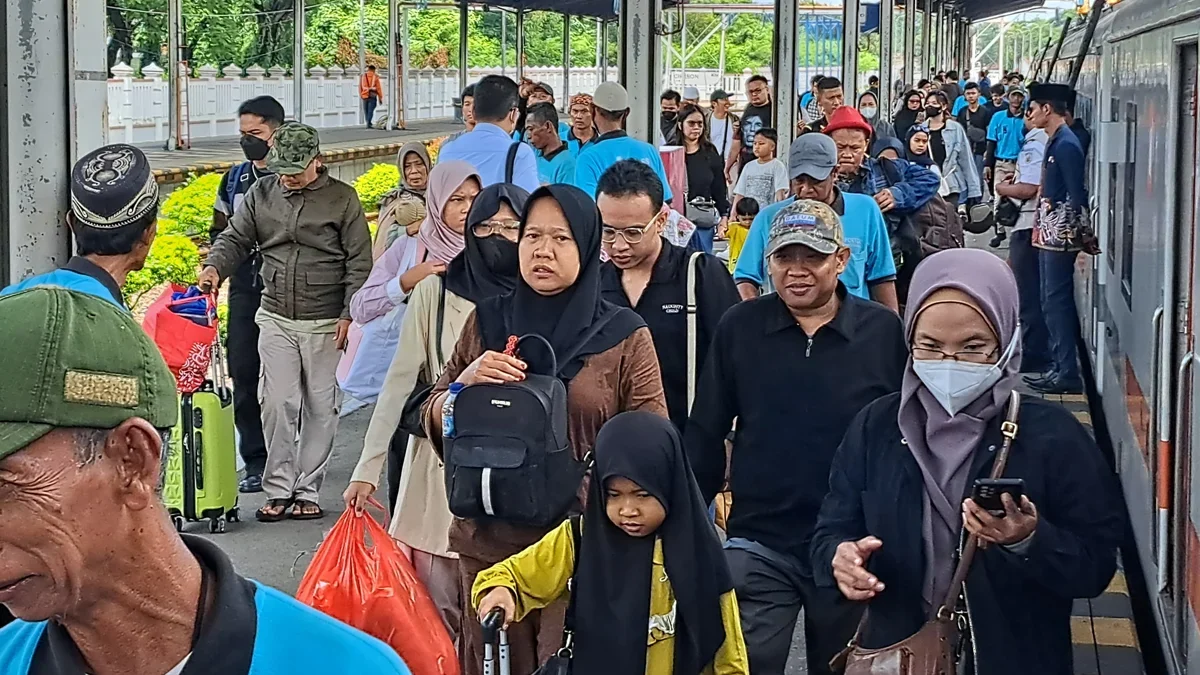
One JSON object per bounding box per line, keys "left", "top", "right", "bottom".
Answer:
{"left": 208, "top": 518, "right": 226, "bottom": 534}
{"left": 172, "top": 515, "right": 185, "bottom": 533}
{"left": 227, "top": 508, "right": 240, "bottom": 524}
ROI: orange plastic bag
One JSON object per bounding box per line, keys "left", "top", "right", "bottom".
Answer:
{"left": 296, "top": 505, "right": 459, "bottom": 675}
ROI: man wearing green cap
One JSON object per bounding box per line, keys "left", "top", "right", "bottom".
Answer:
{"left": 0, "top": 288, "right": 409, "bottom": 674}
{"left": 198, "top": 122, "right": 372, "bottom": 523}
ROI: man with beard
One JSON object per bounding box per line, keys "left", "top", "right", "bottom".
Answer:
{"left": 210, "top": 95, "right": 284, "bottom": 494}
{"left": 597, "top": 160, "right": 739, "bottom": 431}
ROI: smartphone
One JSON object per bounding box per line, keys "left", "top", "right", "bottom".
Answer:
{"left": 971, "top": 478, "right": 1025, "bottom": 517}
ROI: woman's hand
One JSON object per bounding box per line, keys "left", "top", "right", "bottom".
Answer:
{"left": 963, "top": 493, "right": 1038, "bottom": 546}
{"left": 478, "top": 587, "right": 518, "bottom": 628}
{"left": 456, "top": 350, "right": 527, "bottom": 386}
{"left": 831, "top": 536, "right": 886, "bottom": 601}
{"left": 343, "top": 481, "right": 376, "bottom": 514}
{"left": 399, "top": 260, "right": 447, "bottom": 294}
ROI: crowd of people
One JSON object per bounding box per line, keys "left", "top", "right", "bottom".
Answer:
{"left": 0, "top": 62, "right": 1118, "bottom": 675}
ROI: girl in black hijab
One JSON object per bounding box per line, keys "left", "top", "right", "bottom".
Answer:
{"left": 473, "top": 183, "right": 645, "bottom": 379}
{"left": 443, "top": 183, "right": 529, "bottom": 304}
{"left": 893, "top": 89, "right": 925, "bottom": 140}
{"left": 474, "top": 411, "right": 748, "bottom": 675}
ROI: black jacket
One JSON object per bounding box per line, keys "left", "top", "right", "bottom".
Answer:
{"left": 811, "top": 393, "right": 1123, "bottom": 675}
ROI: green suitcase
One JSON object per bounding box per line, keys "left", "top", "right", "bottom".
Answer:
{"left": 163, "top": 339, "right": 240, "bottom": 533}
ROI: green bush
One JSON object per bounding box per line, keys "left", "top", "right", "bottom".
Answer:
{"left": 353, "top": 163, "right": 400, "bottom": 213}
{"left": 160, "top": 173, "right": 224, "bottom": 243}
{"left": 124, "top": 234, "right": 202, "bottom": 306}
{"left": 217, "top": 300, "right": 229, "bottom": 345}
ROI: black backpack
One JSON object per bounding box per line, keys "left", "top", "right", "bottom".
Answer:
{"left": 444, "top": 320, "right": 615, "bottom": 527}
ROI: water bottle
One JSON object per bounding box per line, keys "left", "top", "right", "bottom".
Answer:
{"left": 443, "top": 383, "right": 465, "bottom": 438}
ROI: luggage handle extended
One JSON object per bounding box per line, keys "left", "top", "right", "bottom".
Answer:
{"left": 482, "top": 608, "right": 511, "bottom": 675}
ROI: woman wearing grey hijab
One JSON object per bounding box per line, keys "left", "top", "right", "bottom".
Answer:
{"left": 373, "top": 141, "right": 433, "bottom": 259}
{"left": 810, "top": 249, "right": 1123, "bottom": 674}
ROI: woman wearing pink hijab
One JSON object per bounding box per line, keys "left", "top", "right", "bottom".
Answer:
{"left": 340, "top": 160, "right": 481, "bottom": 502}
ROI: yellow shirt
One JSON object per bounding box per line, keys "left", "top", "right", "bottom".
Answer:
{"left": 725, "top": 223, "right": 749, "bottom": 274}
{"left": 472, "top": 519, "right": 750, "bottom": 675}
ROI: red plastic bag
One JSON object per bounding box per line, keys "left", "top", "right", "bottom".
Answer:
{"left": 296, "top": 505, "right": 459, "bottom": 675}
{"left": 142, "top": 284, "right": 218, "bottom": 393}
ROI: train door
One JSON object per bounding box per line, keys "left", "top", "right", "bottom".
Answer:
{"left": 1163, "top": 41, "right": 1199, "bottom": 672}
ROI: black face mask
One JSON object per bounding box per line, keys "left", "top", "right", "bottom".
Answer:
{"left": 476, "top": 235, "right": 519, "bottom": 277}
{"left": 240, "top": 134, "right": 270, "bottom": 162}
{"left": 925, "top": 106, "right": 943, "bottom": 119}
{"left": 662, "top": 111, "right": 677, "bottom": 121}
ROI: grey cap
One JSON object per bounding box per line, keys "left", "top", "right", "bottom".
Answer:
{"left": 533, "top": 81, "right": 555, "bottom": 99}
{"left": 1007, "top": 86, "right": 1027, "bottom": 98}
{"left": 593, "top": 82, "right": 629, "bottom": 112}
{"left": 788, "top": 133, "right": 838, "bottom": 181}
{"left": 710, "top": 89, "right": 731, "bottom": 102}
{"left": 766, "top": 199, "right": 845, "bottom": 257}
{"left": 682, "top": 86, "right": 700, "bottom": 100}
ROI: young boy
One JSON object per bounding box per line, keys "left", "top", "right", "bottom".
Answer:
{"left": 732, "top": 128, "right": 788, "bottom": 212}
{"left": 725, "top": 197, "right": 759, "bottom": 274}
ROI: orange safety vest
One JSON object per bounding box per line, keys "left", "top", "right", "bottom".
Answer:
{"left": 360, "top": 72, "right": 382, "bottom": 100}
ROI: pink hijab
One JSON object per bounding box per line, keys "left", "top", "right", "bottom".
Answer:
{"left": 418, "top": 160, "right": 479, "bottom": 264}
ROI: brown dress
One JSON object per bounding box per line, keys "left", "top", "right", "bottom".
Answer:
{"left": 423, "top": 310, "right": 668, "bottom": 675}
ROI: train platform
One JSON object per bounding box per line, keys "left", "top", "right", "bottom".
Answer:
{"left": 1023, "top": 386, "right": 1146, "bottom": 675}
{"left": 142, "top": 121, "right": 462, "bottom": 185}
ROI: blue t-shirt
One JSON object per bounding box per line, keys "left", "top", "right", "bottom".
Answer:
{"left": 987, "top": 109, "right": 1026, "bottom": 161}
{"left": 732, "top": 194, "right": 897, "bottom": 300}
{"left": 536, "top": 146, "right": 577, "bottom": 185}
{"left": 952, "top": 95, "right": 968, "bottom": 116}
{"left": 573, "top": 131, "right": 674, "bottom": 202}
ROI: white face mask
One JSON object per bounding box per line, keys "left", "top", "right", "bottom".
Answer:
{"left": 911, "top": 335, "right": 1018, "bottom": 416}
{"left": 860, "top": 106, "right": 878, "bottom": 120}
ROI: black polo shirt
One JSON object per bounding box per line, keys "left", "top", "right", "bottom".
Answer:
{"left": 685, "top": 286, "right": 907, "bottom": 567}
{"left": 601, "top": 241, "right": 740, "bottom": 431}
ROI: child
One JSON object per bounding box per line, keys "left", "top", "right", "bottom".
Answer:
{"left": 473, "top": 412, "right": 749, "bottom": 675}
{"left": 731, "top": 128, "right": 788, "bottom": 212}
{"left": 725, "top": 198, "right": 758, "bottom": 274}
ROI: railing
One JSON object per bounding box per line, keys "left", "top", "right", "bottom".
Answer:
{"left": 106, "top": 63, "right": 783, "bottom": 144}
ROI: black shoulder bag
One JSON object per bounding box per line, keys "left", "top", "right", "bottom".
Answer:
{"left": 398, "top": 277, "right": 447, "bottom": 438}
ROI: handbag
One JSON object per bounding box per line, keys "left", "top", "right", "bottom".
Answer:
{"left": 398, "top": 278, "right": 447, "bottom": 438}
{"left": 686, "top": 198, "right": 720, "bottom": 230}
{"left": 832, "top": 391, "right": 1023, "bottom": 675}
{"left": 534, "top": 515, "right": 584, "bottom": 675}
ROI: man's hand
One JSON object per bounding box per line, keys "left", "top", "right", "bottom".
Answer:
{"left": 874, "top": 189, "right": 897, "bottom": 213}
{"left": 197, "top": 266, "right": 221, "bottom": 295}
{"left": 335, "top": 318, "right": 352, "bottom": 351}
{"left": 832, "top": 536, "right": 886, "bottom": 601}
{"left": 519, "top": 79, "right": 535, "bottom": 99}
{"left": 717, "top": 217, "right": 729, "bottom": 240}
{"left": 983, "top": 167, "right": 993, "bottom": 185}
{"left": 963, "top": 493, "right": 1038, "bottom": 546}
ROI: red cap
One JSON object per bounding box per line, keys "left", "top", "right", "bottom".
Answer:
{"left": 823, "top": 106, "right": 874, "bottom": 137}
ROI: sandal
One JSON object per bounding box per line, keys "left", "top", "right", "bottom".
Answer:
{"left": 291, "top": 500, "right": 324, "bottom": 521}
{"left": 256, "top": 498, "right": 291, "bottom": 523}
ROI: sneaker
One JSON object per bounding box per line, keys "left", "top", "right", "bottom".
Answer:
{"left": 1028, "top": 378, "right": 1084, "bottom": 395}
{"left": 988, "top": 232, "right": 1007, "bottom": 248}
{"left": 239, "top": 473, "right": 264, "bottom": 494}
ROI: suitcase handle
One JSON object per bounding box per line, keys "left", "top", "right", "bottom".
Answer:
{"left": 481, "top": 607, "right": 506, "bottom": 642}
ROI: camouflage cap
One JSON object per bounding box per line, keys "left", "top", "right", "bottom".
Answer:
{"left": 266, "top": 122, "right": 321, "bottom": 175}
{"left": 766, "top": 199, "right": 845, "bottom": 257}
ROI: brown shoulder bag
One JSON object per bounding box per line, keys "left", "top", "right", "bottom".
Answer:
{"left": 831, "top": 391, "right": 1022, "bottom": 675}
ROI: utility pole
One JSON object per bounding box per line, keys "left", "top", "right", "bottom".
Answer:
{"left": 294, "top": 0, "right": 305, "bottom": 122}
{"left": 880, "top": 0, "right": 894, "bottom": 119}
{"left": 167, "top": 0, "right": 181, "bottom": 150}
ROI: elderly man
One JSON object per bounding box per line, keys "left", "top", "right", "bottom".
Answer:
{"left": 2, "top": 144, "right": 160, "bottom": 308}
{"left": 526, "top": 102, "right": 576, "bottom": 185}
{"left": 0, "top": 287, "right": 409, "bottom": 674}
{"left": 198, "top": 123, "right": 372, "bottom": 523}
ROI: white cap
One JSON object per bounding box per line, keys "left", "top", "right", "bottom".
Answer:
{"left": 682, "top": 86, "right": 700, "bottom": 100}
{"left": 593, "top": 82, "right": 629, "bottom": 112}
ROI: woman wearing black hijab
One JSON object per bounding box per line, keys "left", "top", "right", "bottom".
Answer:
{"left": 424, "top": 184, "right": 669, "bottom": 675}
{"left": 893, "top": 89, "right": 926, "bottom": 140}
{"left": 344, "top": 183, "right": 529, "bottom": 646}
{"left": 474, "top": 411, "right": 749, "bottom": 675}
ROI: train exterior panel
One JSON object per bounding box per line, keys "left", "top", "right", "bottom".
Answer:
{"left": 1052, "top": 1, "right": 1200, "bottom": 671}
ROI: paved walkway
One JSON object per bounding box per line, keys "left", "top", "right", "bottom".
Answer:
{"left": 144, "top": 121, "right": 461, "bottom": 181}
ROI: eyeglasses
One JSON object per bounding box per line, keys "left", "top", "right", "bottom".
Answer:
{"left": 601, "top": 222, "right": 654, "bottom": 244}
{"left": 472, "top": 220, "right": 520, "bottom": 237}
{"left": 684, "top": 120, "right": 705, "bottom": 128}
{"left": 911, "top": 346, "right": 998, "bottom": 363}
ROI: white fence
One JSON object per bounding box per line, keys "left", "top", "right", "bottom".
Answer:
{"left": 106, "top": 63, "right": 771, "bottom": 144}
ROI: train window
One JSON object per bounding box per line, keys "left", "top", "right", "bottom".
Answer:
{"left": 1121, "top": 101, "right": 1138, "bottom": 305}
{"left": 1107, "top": 98, "right": 1119, "bottom": 272}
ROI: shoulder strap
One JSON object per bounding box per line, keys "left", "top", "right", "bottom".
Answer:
{"left": 435, "top": 276, "right": 447, "bottom": 366}
{"left": 505, "top": 142, "right": 521, "bottom": 184}
{"left": 935, "top": 390, "right": 1021, "bottom": 619}
{"left": 558, "top": 514, "right": 584, "bottom": 650}
{"left": 686, "top": 251, "right": 703, "bottom": 413}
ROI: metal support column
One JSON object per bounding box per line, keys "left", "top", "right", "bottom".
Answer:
{"left": 842, "top": 0, "right": 861, "bottom": 101}
{"left": 618, "top": 0, "right": 660, "bottom": 141}
{"left": 2, "top": 0, "right": 106, "bottom": 283}
{"left": 459, "top": 2, "right": 469, "bottom": 94}
{"left": 903, "top": 0, "right": 916, "bottom": 89}
{"left": 502, "top": 10, "right": 508, "bottom": 75}
{"left": 921, "top": 0, "right": 932, "bottom": 79}
{"left": 389, "top": 0, "right": 401, "bottom": 129}
{"left": 600, "top": 19, "right": 610, "bottom": 81}
{"left": 562, "top": 14, "right": 571, "bottom": 106}
{"left": 294, "top": 0, "right": 306, "bottom": 122}
{"left": 880, "top": 0, "right": 894, "bottom": 120}
{"left": 775, "top": 0, "right": 799, "bottom": 157}
{"left": 516, "top": 10, "right": 526, "bottom": 81}
{"left": 167, "top": 0, "right": 182, "bottom": 150}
